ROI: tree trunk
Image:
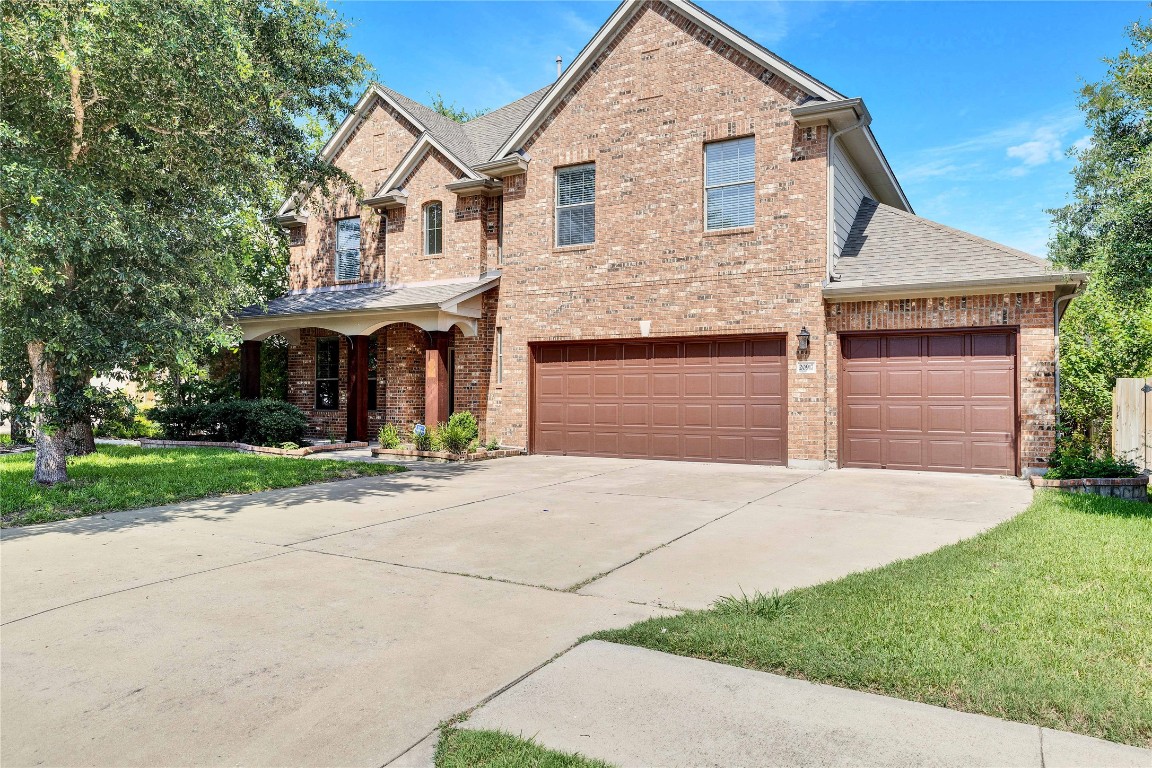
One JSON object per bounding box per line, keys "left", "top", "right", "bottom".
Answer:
{"left": 27, "top": 342, "right": 69, "bottom": 484}
{"left": 64, "top": 417, "right": 96, "bottom": 455}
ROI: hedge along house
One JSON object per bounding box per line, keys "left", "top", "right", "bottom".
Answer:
{"left": 236, "top": 0, "right": 1086, "bottom": 475}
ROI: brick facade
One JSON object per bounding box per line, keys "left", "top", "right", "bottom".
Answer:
{"left": 262, "top": 0, "right": 1063, "bottom": 474}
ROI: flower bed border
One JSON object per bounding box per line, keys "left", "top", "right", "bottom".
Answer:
{"left": 139, "top": 439, "right": 368, "bottom": 457}
{"left": 371, "top": 447, "right": 524, "bottom": 463}
{"left": 1030, "top": 474, "right": 1148, "bottom": 501}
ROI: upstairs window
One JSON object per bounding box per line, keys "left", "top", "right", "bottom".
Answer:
{"left": 556, "top": 163, "right": 595, "bottom": 246}
{"left": 704, "top": 137, "right": 755, "bottom": 230}
{"left": 335, "top": 217, "right": 361, "bottom": 281}
{"left": 315, "top": 336, "right": 339, "bottom": 410}
{"left": 424, "top": 202, "right": 443, "bottom": 255}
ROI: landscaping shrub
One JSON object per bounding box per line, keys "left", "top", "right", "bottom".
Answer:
{"left": 154, "top": 399, "right": 306, "bottom": 446}
{"left": 377, "top": 423, "right": 401, "bottom": 449}
{"left": 437, "top": 419, "right": 472, "bottom": 453}
{"left": 484, "top": 437, "right": 500, "bottom": 451}
{"left": 1047, "top": 431, "right": 1140, "bottom": 479}
{"left": 413, "top": 425, "right": 433, "bottom": 451}
{"left": 447, "top": 411, "right": 478, "bottom": 442}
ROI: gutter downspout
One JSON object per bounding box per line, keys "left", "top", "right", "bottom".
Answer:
{"left": 1053, "top": 281, "right": 1086, "bottom": 431}
{"left": 823, "top": 110, "right": 867, "bottom": 469}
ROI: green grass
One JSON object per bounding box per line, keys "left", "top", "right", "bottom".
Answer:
{"left": 436, "top": 728, "right": 613, "bottom": 768}
{"left": 1, "top": 445, "right": 406, "bottom": 526}
{"left": 592, "top": 490, "right": 1152, "bottom": 748}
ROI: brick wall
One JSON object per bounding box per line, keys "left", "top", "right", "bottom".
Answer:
{"left": 491, "top": 1, "right": 829, "bottom": 458}
{"left": 825, "top": 292, "right": 1057, "bottom": 472}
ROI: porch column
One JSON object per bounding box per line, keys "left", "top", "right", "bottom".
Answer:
{"left": 239, "top": 340, "right": 261, "bottom": 399}
{"left": 424, "top": 331, "right": 450, "bottom": 427}
{"left": 347, "top": 335, "right": 371, "bottom": 442}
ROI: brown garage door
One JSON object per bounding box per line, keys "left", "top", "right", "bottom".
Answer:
{"left": 840, "top": 331, "right": 1017, "bottom": 474}
{"left": 532, "top": 337, "right": 787, "bottom": 465}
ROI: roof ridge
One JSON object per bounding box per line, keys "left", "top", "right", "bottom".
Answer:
{"left": 865, "top": 198, "right": 1051, "bottom": 268}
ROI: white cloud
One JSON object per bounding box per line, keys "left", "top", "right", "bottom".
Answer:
{"left": 1006, "top": 127, "right": 1064, "bottom": 168}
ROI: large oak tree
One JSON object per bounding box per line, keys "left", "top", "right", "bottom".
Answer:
{"left": 1, "top": 0, "right": 367, "bottom": 482}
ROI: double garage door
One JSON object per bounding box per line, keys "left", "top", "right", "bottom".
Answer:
{"left": 532, "top": 337, "right": 787, "bottom": 465}
{"left": 840, "top": 331, "right": 1018, "bottom": 475}
{"left": 530, "top": 330, "right": 1018, "bottom": 474}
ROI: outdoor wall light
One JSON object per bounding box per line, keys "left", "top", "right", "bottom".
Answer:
{"left": 797, "top": 327, "right": 811, "bottom": 353}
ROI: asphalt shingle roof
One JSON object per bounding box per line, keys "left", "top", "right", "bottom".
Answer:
{"left": 834, "top": 198, "right": 1062, "bottom": 290}
{"left": 237, "top": 278, "right": 496, "bottom": 319}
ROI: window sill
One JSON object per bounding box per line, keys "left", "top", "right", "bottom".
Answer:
{"left": 703, "top": 226, "right": 755, "bottom": 238}
{"left": 419, "top": 254, "right": 445, "bottom": 260}
{"left": 335, "top": 279, "right": 363, "bottom": 286}
{"left": 553, "top": 244, "right": 595, "bottom": 254}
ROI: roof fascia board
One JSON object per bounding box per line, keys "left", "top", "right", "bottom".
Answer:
{"left": 371, "top": 132, "right": 483, "bottom": 200}
{"left": 438, "top": 274, "right": 501, "bottom": 312}
{"left": 493, "top": 0, "right": 841, "bottom": 161}
{"left": 823, "top": 271, "right": 1089, "bottom": 301}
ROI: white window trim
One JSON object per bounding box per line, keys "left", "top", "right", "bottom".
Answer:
{"left": 555, "top": 163, "right": 596, "bottom": 247}
{"left": 335, "top": 216, "right": 361, "bottom": 282}
{"left": 495, "top": 327, "right": 503, "bottom": 384}
{"left": 424, "top": 202, "right": 443, "bottom": 256}
{"left": 704, "top": 137, "right": 756, "bottom": 232}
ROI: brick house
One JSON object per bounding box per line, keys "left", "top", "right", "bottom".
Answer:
{"left": 237, "top": 0, "right": 1085, "bottom": 475}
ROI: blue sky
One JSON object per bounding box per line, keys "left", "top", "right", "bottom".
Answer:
{"left": 330, "top": 1, "right": 1145, "bottom": 257}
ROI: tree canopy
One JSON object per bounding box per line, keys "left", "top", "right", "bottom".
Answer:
{"left": 1, "top": 0, "right": 368, "bottom": 481}
{"left": 1049, "top": 18, "right": 1152, "bottom": 443}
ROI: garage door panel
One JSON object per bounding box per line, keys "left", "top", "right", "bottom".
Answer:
{"left": 841, "top": 331, "right": 1017, "bottom": 475}
{"left": 534, "top": 337, "right": 786, "bottom": 465}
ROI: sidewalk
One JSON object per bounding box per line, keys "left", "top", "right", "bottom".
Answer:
{"left": 459, "top": 640, "right": 1152, "bottom": 768}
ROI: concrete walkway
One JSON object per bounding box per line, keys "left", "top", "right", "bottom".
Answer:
{"left": 2, "top": 456, "right": 1033, "bottom": 766}
{"left": 461, "top": 640, "right": 1152, "bottom": 768}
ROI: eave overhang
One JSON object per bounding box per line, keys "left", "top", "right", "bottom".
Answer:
{"left": 363, "top": 190, "right": 409, "bottom": 211}
{"left": 445, "top": 178, "right": 503, "bottom": 197}
{"left": 472, "top": 154, "right": 530, "bottom": 178}
{"left": 822, "top": 271, "right": 1089, "bottom": 302}
{"left": 275, "top": 213, "right": 309, "bottom": 227}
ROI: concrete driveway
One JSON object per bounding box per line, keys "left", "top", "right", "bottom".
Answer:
{"left": 1, "top": 456, "right": 1031, "bottom": 766}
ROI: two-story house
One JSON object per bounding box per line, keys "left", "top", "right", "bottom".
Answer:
{"left": 238, "top": 0, "right": 1085, "bottom": 476}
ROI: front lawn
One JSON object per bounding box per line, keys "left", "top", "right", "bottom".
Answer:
{"left": 436, "top": 728, "right": 611, "bottom": 768}
{"left": 1, "top": 445, "right": 406, "bottom": 526}
{"left": 593, "top": 490, "right": 1152, "bottom": 748}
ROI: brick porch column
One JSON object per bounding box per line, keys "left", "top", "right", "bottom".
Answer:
{"left": 424, "top": 331, "right": 450, "bottom": 427}
{"left": 347, "top": 335, "right": 371, "bottom": 442}
{"left": 239, "top": 340, "right": 261, "bottom": 399}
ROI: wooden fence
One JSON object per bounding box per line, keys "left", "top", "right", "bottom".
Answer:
{"left": 1112, "top": 377, "right": 1152, "bottom": 473}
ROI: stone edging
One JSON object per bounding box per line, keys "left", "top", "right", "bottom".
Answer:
{"left": 139, "top": 439, "right": 369, "bottom": 457}
{"left": 371, "top": 447, "right": 525, "bottom": 463}
{"left": 1030, "top": 474, "right": 1148, "bottom": 501}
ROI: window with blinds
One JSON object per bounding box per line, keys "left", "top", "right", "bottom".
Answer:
{"left": 704, "top": 137, "right": 755, "bottom": 230}
{"left": 335, "top": 217, "right": 361, "bottom": 281}
{"left": 556, "top": 164, "right": 595, "bottom": 246}
{"left": 315, "top": 337, "right": 340, "bottom": 410}
{"left": 424, "top": 202, "right": 443, "bottom": 255}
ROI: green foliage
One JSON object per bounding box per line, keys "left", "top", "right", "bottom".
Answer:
{"left": 154, "top": 399, "right": 307, "bottom": 446}
{"left": 1046, "top": 431, "right": 1140, "bottom": 479}
{"left": 377, "top": 423, "right": 401, "bottom": 449}
{"left": 0, "top": 0, "right": 368, "bottom": 473}
{"left": 437, "top": 420, "right": 472, "bottom": 454}
{"left": 1057, "top": 282, "right": 1152, "bottom": 441}
{"left": 594, "top": 491, "right": 1152, "bottom": 747}
{"left": 1048, "top": 19, "right": 1152, "bottom": 442}
{"left": 413, "top": 425, "right": 433, "bottom": 451}
{"left": 484, "top": 437, "right": 501, "bottom": 452}
{"left": 447, "top": 411, "right": 479, "bottom": 441}
{"left": 1049, "top": 20, "right": 1152, "bottom": 299}
{"left": 427, "top": 91, "right": 489, "bottom": 123}
{"left": 1, "top": 445, "right": 405, "bottom": 526}
{"left": 278, "top": 441, "right": 300, "bottom": 451}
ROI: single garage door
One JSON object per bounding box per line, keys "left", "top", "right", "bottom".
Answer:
{"left": 840, "top": 331, "right": 1017, "bottom": 474}
{"left": 532, "top": 337, "right": 787, "bottom": 465}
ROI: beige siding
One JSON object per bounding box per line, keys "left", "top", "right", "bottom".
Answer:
{"left": 832, "top": 144, "right": 873, "bottom": 258}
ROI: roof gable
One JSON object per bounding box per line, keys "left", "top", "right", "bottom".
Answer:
{"left": 491, "top": 0, "right": 843, "bottom": 160}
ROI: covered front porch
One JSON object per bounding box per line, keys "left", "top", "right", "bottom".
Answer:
{"left": 235, "top": 277, "right": 498, "bottom": 442}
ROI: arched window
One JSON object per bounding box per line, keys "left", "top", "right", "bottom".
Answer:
{"left": 424, "top": 202, "right": 443, "bottom": 255}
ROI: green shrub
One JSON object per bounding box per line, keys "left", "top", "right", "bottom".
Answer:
{"left": 413, "top": 425, "right": 433, "bottom": 451}
{"left": 484, "top": 437, "right": 500, "bottom": 451}
{"left": 377, "top": 423, "right": 401, "bottom": 449}
{"left": 279, "top": 441, "right": 301, "bottom": 451}
{"left": 1047, "top": 432, "right": 1140, "bottom": 479}
{"left": 89, "top": 387, "right": 139, "bottom": 438}
{"left": 447, "top": 411, "right": 478, "bottom": 442}
{"left": 154, "top": 399, "right": 306, "bottom": 446}
{"left": 438, "top": 419, "right": 472, "bottom": 454}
